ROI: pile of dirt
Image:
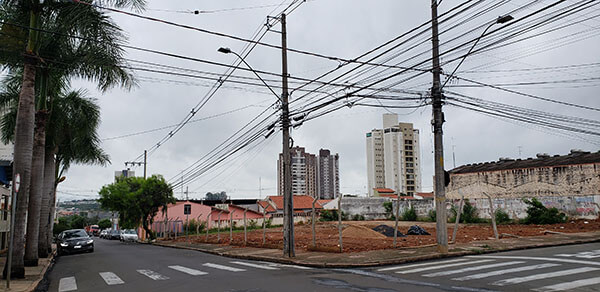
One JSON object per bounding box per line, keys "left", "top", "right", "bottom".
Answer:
{"left": 372, "top": 225, "right": 406, "bottom": 237}
{"left": 342, "top": 225, "right": 387, "bottom": 239}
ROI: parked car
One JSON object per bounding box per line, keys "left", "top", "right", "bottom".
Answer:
{"left": 108, "top": 229, "right": 121, "bottom": 240}
{"left": 120, "top": 229, "right": 139, "bottom": 242}
{"left": 99, "top": 229, "right": 108, "bottom": 239}
{"left": 57, "top": 229, "right": 94, "bottom": 255}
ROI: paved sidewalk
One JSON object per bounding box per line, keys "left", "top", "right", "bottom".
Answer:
{"left": 154, "top": 231, "right": 600, "bottom": 268}
{"left": 0, "top": 250, "right": 55, "bottom": 292}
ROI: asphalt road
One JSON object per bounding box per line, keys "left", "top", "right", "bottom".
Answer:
{"left": 45, "top": 239, "right": 600, "bottom": 292}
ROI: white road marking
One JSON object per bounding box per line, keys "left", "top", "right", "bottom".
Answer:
{"left": 202, "top": 263, "right": 246, "bottom": 272}
{"left": 136, "top": 269, "right": 169, "bottom": 280}
{"left": 231, "top": 261, "right": 279, "bottom": 270}
{"left": 466, "top": 255, "right": 600, "bottom": 266}
{"left": 99, "top": 272, "right": 124, "bottom": 285}
{"left": 378, "top": 259, "right": 469, "bottom": 272}
{"left": 492, "top": 267, "right": 600, "bottom": 286}
{"left": 532, "top": 276, "right": 600, "bottom": 291}
{"left": 555, "top": 249, "right": 600, "bottom": 259}
{"left": 262, "top": 262, "right": 313, "bottom": 270}
{"left": 396, "top": 259, "right": 494, "bottom": 274}
{"left": 168, "top": 265, "right": 208, "bottom": 276}
{"left": 422, "top": 261, "right": 524, "bottom": 277}
{"left": 452, "top": 263, "right": 560, "bottom": 281}
{"left": 58, "top": 277, "right": 77, "bottom": 292}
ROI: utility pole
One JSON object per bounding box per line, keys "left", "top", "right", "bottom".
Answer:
{"left": 431, "top": 0, "right": 448, "bottom": 253}
{"left": 143, "top": 150, "right": 147, "bottom": 178}
{"left": 281, "top": 13, "right": 295, "bottom": 258}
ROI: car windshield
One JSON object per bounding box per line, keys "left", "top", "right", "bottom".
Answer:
{"left": 110, "top": 230, "right": 120, "bottom": 234}
{"left": 63, "top": 230, "right": 88, "bottom": 239}
{"left": 124, "top": 230, "right": 136, "bottom": 234}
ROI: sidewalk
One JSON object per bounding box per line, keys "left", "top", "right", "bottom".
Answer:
{"left": 154, "top": 231, "right": 600, "bottom": 268}
{"left": 0, "top": 253, "right": 54, "bottom": 292}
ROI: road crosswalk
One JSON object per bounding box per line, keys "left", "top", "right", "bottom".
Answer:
{"left": 56, "top": 260, "right": 308, "bottom": 291}
{"left": 373, "top": 255, "right": 600, "bottom": 291}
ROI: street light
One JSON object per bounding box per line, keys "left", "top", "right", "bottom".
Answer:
{"left": 441, "top": 15, "right": 513, "bottom": 89}
{"left": 217, "top": 47, "right": 281, "bottom": 101}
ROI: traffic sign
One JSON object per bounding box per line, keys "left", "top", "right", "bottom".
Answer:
{"left": 14, "top": 173, "right": 20, "bottom": 193}
{"left": 184, "top": 204, "right": 191, "bottom": 215}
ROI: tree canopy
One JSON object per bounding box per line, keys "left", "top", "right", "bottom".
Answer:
{"left": 98, "top": 175, "right": 175, "bottom": 240}
{"left": 205, "top": 191, "right": 227, "bottom": 201}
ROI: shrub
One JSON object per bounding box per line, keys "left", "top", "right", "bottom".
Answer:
{"left": 428, "top": 210, "right": 436, "bottom": 222}
{"left": 449, "top": 200, "right": 481, "bottom": 223}
{"left": 522, "top": 198, "right": 567, "bottom": 224}
{"left": 351, "top": 214, "right": 365, "bottom": 221}
{"left": 248, "top": 219, "right": 258, "bottom": 229}
{"left": 495, "top": 209, "right": 511, "bottom": 224}
{"left": 264, "top": 218, "right": 272, "bottom": 228}
{"left": 383, "top": 201, "right": 395, "bottom": 220}
{"left": 401, "top": 207, "right": 417, "bottom": 221}
{"left": 319, "top": 210, "right": 347, "bottom": 221}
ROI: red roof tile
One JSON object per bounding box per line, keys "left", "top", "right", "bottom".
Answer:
{"left": 258, "top": 201, "right": 276, "bottom": 213}
{"left": 267, "top": 195, "right": 322, "bottom": 210}
{"left": 374, "top": 188, "right": 396, "bottom": 193}
{"left": 416, "top": 192, "right": 434, "bottom": 198}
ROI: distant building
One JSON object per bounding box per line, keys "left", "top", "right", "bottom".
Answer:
{"left": 114, "top": 169, "right": 135, "bottom": 181}
{"left": 278, "top": 146, "right": 340, "bottom": 199}
{"left": 446, "top": 150, "right": 600, "bottom": 219}
{"left": 317, "top": 149, "right": 339, "bottom": 199}
{"left": 366, "top": 114, "right": 422, "bottom": 197}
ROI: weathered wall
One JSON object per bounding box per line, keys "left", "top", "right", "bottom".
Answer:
{"left": 446, "top": 163, "right": 600, "bottom": 200}
{"left": 339, "top": 197, "right": 434, "bottom": 220}
{"left": 448, "top": 195, "right": 600, "bottom": 220}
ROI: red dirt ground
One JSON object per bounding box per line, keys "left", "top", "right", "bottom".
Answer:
{"left": 167, "top": 219, "right": 600, "bottom": 253}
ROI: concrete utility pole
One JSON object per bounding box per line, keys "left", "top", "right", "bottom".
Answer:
{"left": 430, "top": 0, "right": 448, "bottom": 253}
{"left": 143, "top": 150, "right": 147, "bottom": 179}
{"left": 281, "top": 13, "right": 295, "bottom": 258}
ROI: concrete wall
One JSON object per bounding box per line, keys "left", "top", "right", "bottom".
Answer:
{"left": 339, "top": 197, "right": 434, "bottom": 220}
{"left": 449, "top": 195, "right": 600, "bottom": 220}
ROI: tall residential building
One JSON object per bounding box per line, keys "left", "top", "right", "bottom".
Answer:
{"left": 278, "top": 147, "right": 340, "bottom": 199}
{"left": 366, "top": 114, "right": 421, "bottom": 197}
{"left": 317, "top": 149, "right": 339, "bottom": 199}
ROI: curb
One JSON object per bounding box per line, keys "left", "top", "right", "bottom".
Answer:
{"left": 29, "top": 250, "right": 56, "bottom": 292}
{"left": 153, "top": 235, "right": 600, "bottom": 268}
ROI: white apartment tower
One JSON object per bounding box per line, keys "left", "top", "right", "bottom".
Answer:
{"left": 366, "top": 114, "right": 421, "bottom": 196}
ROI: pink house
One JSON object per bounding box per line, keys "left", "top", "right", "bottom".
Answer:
{"left": 149, "top": 201, "right": 268, "bottom": 236}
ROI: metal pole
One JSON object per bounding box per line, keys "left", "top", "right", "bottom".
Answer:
{"left": 337, "top": 194, "right": 342, "bottom": 253}
{"left": 262, "top": 209, "right": 266, "bottom": 245}
{"left": 229, "top": 210, "right": 234, "bottom": 243}
{"left": 205, "top": 213, "right": 210, "bottom": 242}
{"left": 143, "top": 150, "right": 147, "bottom": 179}
{"left": 281, "top": 12, "right": 294, "bottom": 258}
{"left": 452, "top": 196, "right": 464, "bottom": 243}
{"left": 6, "top": 186, "right": 17, "bottom": 287}
{"left": 217, "top": 211, "right": 222, "bottom": 243}
{"left": 312, "top": 197, "right": 317, "bottom": 248}
{"left": 431, "top": 0, "right": 448, "bottom": 254}
{"left": 186, "top": 214, "right": 189, "bottom": 244}
{"left": 243, "top": 209, "right": 247, "bottom": 245}
{"left": 393, "top": 194, "right": 400, "bottom": 247}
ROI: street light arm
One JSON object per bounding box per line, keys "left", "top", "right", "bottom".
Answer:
{"left": 219, "top": 48, "right": 282, "bottom": 102}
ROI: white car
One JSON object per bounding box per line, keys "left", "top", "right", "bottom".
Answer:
{"left": 120, "top": 229, "right": 139, "bottom": 242}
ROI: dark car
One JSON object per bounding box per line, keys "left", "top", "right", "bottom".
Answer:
{"left": 57, "top": 229, "right": 94, "bottom": 255}
{"left": 108, "top": 229, "right": 121, "bottom": 240}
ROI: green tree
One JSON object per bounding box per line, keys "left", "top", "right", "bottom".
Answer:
{"left": 97, "top": 218, "right": 112, "bottom": 230}
{"left": 1, "top": 0, "right": 143, "bottom": 274}
{"left": 99, "top": 175, "right": 175, "bottom": 240}
{"left": 522, "top": 198, "right": 567, "bottom": 224}
{"left": 401, "top": 207, "right": 417, "bottom": 221}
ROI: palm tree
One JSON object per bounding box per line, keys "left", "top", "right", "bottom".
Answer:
{"left": 0, "top": 78, "right": 110, "bottom": 257}
{"left": 1, "top": 0, "right": 144, "bottom": 275}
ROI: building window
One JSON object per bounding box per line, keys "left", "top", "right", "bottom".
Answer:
{"left": 407, "top": 174, "right": 414, "bottom": 179}
{"left": 407, "top": 180, "right": 414, "bottom": 185}
{"left": 406, "top": 157, "right": 413, "bottom": 162}
{"left": 406, "top": 151, "right": 413, "bottom": 156}
{"left": 405, "top": 145, "right": 413, "bottom": 150}
{"left": 407, "top": 186, "right": 415, "bottom": 191}
{"left": 405, "top": 140, "right": 412, "bottom": 144}
{"left": 407, "top": 169, "right": 414, "bottom": 173}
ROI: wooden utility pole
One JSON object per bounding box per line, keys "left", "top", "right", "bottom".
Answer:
{"left": 281, "top": 13, "right": 295, "bottom": 258}
{"left": 431, "top": 0, "right": 448, "bottom": 253}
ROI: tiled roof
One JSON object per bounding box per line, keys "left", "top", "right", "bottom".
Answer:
{"left": 380, "top": 194, "right": 416, "bottom": 200}
{"left": 450, "top": 151, "right": 600, "bottom": 174}
{"left": 317, "top": 199, "right": 332, "bottom": 206}
{"left": 416, "top": 192, "right": 434, "bottom": 198}
{"left": 257, "top": 201, "right": 276, "bottom": 213}
{"left": 267, "top": 195, "right": 323, "bottom": 210}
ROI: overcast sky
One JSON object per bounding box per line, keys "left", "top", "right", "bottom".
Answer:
{"left": 43, "top": 0, "right": 599, "bottom": 201}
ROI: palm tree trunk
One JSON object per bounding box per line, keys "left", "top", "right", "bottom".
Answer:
{"left": 24, "top": 110, "right": 47, "bottom": 266}
{"left": 38, "top": 147, "right": 56, "bottom": 258}
{"left": 2, "top": 59, "right": 36, "bottom": 279}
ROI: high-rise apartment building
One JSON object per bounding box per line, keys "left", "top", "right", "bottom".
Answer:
{"left": 317, "top": 149, "right": 339, "bottom": 199}
{"left": 278, "top": 147, "right": 339, "bottom": 199}
{"left": 366, "top": 114, "right": 421, "bottom": 197}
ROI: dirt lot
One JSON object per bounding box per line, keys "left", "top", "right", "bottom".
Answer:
{"left": 169, "top": 219, "right": 600, "bottom": 253}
